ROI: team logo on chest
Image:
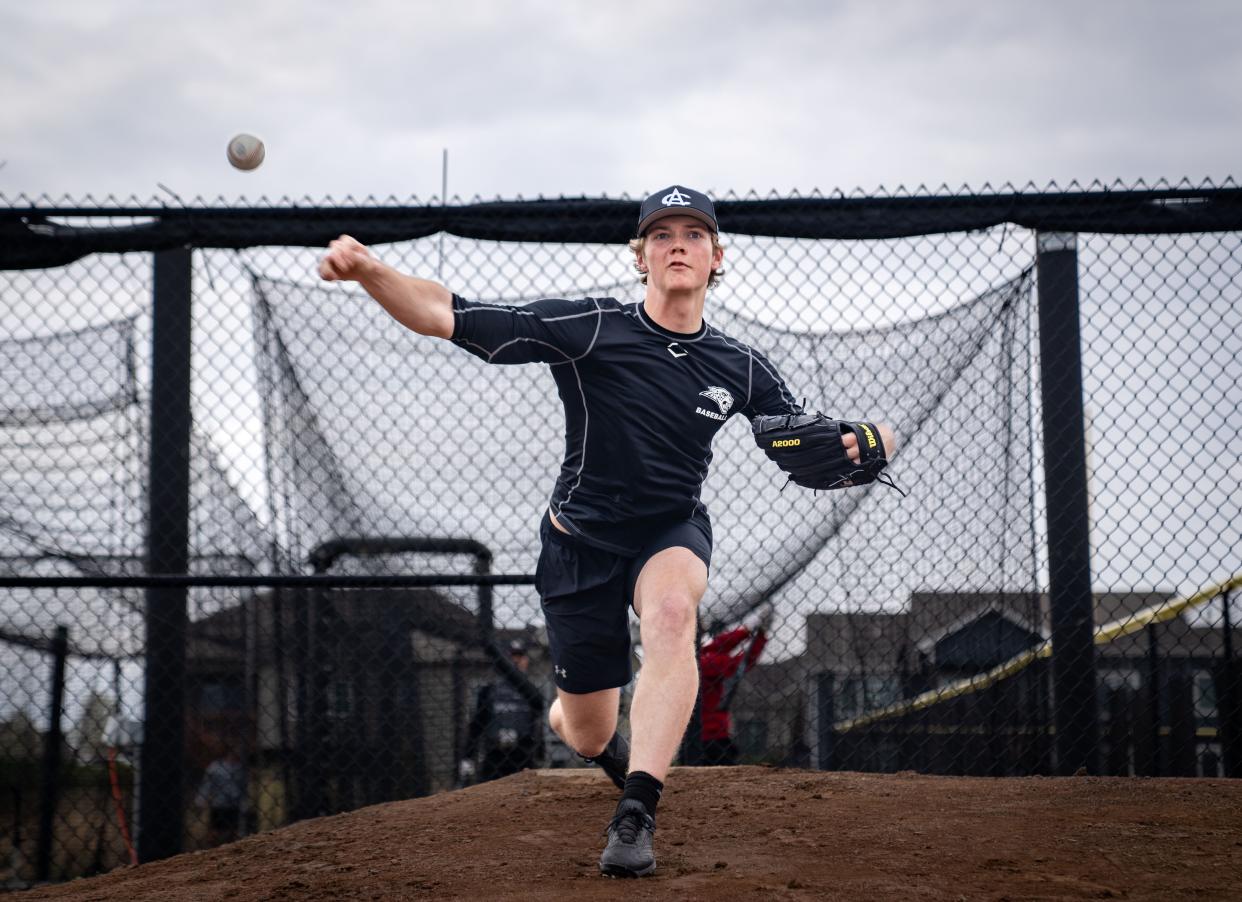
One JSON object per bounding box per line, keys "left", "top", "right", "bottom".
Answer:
{"left": 696, "top": 385, "right": 733, "bottom": 421}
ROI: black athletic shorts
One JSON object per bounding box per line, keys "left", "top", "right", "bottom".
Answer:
{"left": 536, "top": 510, "right": 712, "bottom": 694}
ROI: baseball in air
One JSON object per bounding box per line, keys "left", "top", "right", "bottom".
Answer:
{"left": 226, "top": 133, "right": 265, "bottom": 171}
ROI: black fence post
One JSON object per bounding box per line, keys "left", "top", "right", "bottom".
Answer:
{"left": 1221, "top": 590, "right": 1240, "bottom": 777}
{"left": 139, "top": 246, "right": 193, "bottom": 862}
{"left": 35, "top": 625, "right": 68, "bottom": 882}
{"left": 1146, "top": 623, "right": 1162, "bottom": 775}
{"left": 1035, "top": 231, "right": 1099, "bottom": 776}
{"left": 815, "top": 672, "right": 835, "bottom": 770}
{"left": 1167, "top": 667, "right": 1197, "bottom": 776}
{"left": 296, "top": 574, "right": 326, "bottom": 820}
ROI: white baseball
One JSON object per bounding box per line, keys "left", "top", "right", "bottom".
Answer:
{"left": 226, "top": 133, "right": 265, "bottom": 171}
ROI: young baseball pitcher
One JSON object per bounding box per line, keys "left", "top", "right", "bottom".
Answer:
{"left": 319, "top": 185, "right": 896, "bottom": 877}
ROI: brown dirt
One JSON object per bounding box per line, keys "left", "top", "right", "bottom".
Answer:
{"left": 16, "top": 767, "right": 1242, "bottom": 901}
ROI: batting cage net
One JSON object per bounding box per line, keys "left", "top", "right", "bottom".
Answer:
{"left": 1, "top": 181, "right": 1239, "bottom": 883}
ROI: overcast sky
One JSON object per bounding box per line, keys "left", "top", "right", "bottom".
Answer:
{"left": 2, "top": 0, "right": 1239, "bottom": 205}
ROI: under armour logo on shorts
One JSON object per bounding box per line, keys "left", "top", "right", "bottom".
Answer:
{"left": 556, "top": 665, "right": 567, "bottom": 678}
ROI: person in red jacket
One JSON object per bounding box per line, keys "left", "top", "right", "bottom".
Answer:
{"left": 696, "top": 603, "right": 773, "bottom": 765}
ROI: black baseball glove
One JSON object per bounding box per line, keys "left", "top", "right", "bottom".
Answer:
{"left": 752, "top": 413, "right": 902, "bottom": 493}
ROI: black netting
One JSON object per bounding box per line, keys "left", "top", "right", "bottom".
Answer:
{"left": 0, "top": 186, "right": 1239, "bottom": 885}
{"left": 252, "top": 262, "right": 1036, "bottom": 647}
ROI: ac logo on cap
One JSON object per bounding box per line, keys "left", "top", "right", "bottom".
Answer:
{"left": 662, "top": 188, "right": 693, "bottom": 207}
{"left": 637, "top": 184, "right": 718, "bottom": 236}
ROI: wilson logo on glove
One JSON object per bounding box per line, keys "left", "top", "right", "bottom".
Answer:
{"left": 751, "top": 412, "right": 905, "bottom": 496}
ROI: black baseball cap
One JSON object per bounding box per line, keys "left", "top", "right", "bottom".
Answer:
{"left": 507, "top": 639, "right": 528, "bottom": 655}
{"left": 636, "top": 185, "right": 718, "bottom": 237}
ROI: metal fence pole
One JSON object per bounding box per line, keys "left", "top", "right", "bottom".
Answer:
{"left": 138, "top": 247, "right": 193, "bottom": 861}
{"left": 816, "top": 673, "right": 835, "bottom": 770}
{"left": 1147, "top": 622, "right": 1162, "bottom": 775}
{"left": 1035, "top": 231, "right": 1099, "bottom": 775}
{"left": 1222, "top": 590, "right": 1239, "bottom": 776}
{"left": 35, "top": 625, "right": 68, "bottom": 882}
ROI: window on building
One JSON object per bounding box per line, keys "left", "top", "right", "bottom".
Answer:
{"left": 1193, "top": 670, "right": 1218, "bottom": 729}
{"left": 836, "top": 673, "right": 901, "bottom": 721}
{"left": 1097, "top": 665, "right": 1141, "bottom": 726}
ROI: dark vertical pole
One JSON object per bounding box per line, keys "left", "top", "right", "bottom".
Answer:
{"left": 452, "top": 652, "right": 465, "bottom": 770}
{"left": 1147, "top": 622, "right": 1162, "bottom": 775}
{"left": 1104, "top": 687, "right": 1125, "bottom": 775}
{"left": 271, "top": 587, "right": 293, "bottom": 815}
{"left": 291, "top": 585, "right": 310, "bottom": 819}
{"left": 376, "top": 602, "right": 399, "bottom": 802}
{"left": 1221, "top": 590, "right": 1239, "bottom": 777}
{"left": 308, "top": 585, "right": 327, "bottom": 815}
{"left": 297, "top": 576, "right": 325, "bottom": 819}
{"left": 816, "top": 672, "right": 835, "bottom": 770}
{"left": 139, "top": 247, "right": 192, "bottom": 861}
{"left": 36, "top": 625, "right": 69, "bottom": 882}
{"left": 475, "top": 551, "right": 494, "bottom": 648}
{"left": 1036, "top": 657, "right": 1054, "bottom": 774}
{"left": 1035, "top": 232, "right": 1099, "bottom": 775}
{"left": 1167, "top": 668, "right": 1197, "bottom": 776}
{"left": 401, "top": 628, "right": 426, "bottom": 798}
{"left": 11, "top": 787, "right": 24, "bottom": 875}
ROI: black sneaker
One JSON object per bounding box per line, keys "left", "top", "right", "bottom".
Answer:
{"left": 599, "top": 799, "right": 656, "bottom": 878}
{"left": 581, "top": 732, "right": 629, "bottom": 791}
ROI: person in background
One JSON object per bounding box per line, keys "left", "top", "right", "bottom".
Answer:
{"left": 195, "top": 747, "right": 246, "bottom": 846}
{"left": 697, "top": 602, "right": 773, "bottom": 765}
{"left": 459, "top": 639, "right": 544, "bottom": 784}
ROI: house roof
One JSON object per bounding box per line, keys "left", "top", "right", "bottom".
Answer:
{"left": 803, "top": 590, "right": 1197, "bottom": 675}
{"left": 908, "top": 592, "right": 1046, "bottom": 643}
{"left": 913, "top": 603, "right": 1044, "bottom": 657}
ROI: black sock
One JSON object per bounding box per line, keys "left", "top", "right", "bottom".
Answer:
{"left": 620, "top": 771, "right": 663, "bottom": 817}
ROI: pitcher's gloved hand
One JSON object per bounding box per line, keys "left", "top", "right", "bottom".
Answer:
{"left": 752, "top": 413, "right": 901, "bottom": 493}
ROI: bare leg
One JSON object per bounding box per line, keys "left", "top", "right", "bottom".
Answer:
{"left": 548, "top": 687, "right": 620, "bottom": 758}
{"left": 628, "top": 547, "right": 707, "bottom": 781}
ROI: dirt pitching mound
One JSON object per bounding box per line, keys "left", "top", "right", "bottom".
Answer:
{"left": 18, "top": 767, "right": 1242, "bottom": 901}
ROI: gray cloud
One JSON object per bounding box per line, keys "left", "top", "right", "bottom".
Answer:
{"left": 1, "top": 0, "right": 1238, "bottom": 202}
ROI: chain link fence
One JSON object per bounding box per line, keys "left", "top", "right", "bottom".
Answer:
{"left": 1, "top": 182, "right": 1239, "bottom": 884}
